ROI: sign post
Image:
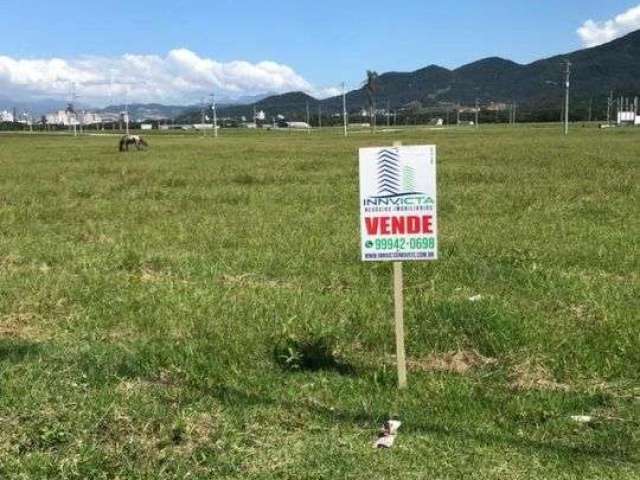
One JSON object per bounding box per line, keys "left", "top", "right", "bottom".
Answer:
{"left": 359, "top": 143, "right": 437, "bottom": 388}
{"left": 393, "top": 261, "right": 407, "bottom": 388}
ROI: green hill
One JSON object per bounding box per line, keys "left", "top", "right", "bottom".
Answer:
{"left": 211, "top": 29, "right": 640, "bottom": 120}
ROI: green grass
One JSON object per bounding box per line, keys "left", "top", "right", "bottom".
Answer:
{"left": 0, "top": 125, "right": 639, "bottom": 478}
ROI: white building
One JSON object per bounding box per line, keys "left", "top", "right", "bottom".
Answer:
{"left": 0, "top": 110, "right": 14, "bottom": 122}
{"left": 46, "top": 110, "right": 103, "bottom": 126}
{"left": 81, "top": 112, "right": 102, "bottom": 125}
{"left": 617, "top": 111, "right": 635, "bottom": 125}
{"left": 46, "top": 110, "right": 77, "bottom": 126}
{"left": 193, "top": 123, "right": 214, "bottom": 130}
{"left": 285, "top": 121, "right": 311, "bottom": 129}
{"left": 616, "top": 111, "right": 640, "bottom": 125}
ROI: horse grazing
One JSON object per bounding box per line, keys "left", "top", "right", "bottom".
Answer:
{"left": 119, "top": 135, "right": 149, "bottom": 152}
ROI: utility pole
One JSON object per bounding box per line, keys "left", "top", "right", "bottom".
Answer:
{"left": 210, "top": 93, "right": 218, "bottom": 138}
{"left": 342, "top": 82, "right": 348, "bottom": 137}
{"left": 201, "top": 98, "right": 206, "bottom": 136}
{"left": 318, "top": 103, "right": 322, "bottom": 128}
{"left": 69, "top": 83, "right": 79, "bottom": 137}
{"left": 607, "top": 91, "right": 613, "bottom": 125}
{"left": 387, "top": 99, "right": 391, "bottom": 127}
{"left": 588, "top": 97, "right": 593, "bottom": 122}
{"left": 124, "top": 87, "right": 130, "bottom": 136}
{"left": 475, "top": 98, "right": 479, "bottom": 128}
{"left": 564, "top": 59, "right": 571, "bottom": 135}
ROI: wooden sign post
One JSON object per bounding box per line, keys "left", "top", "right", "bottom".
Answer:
{"left": 359, "top": 142, "right": 438, "bottom": 389}
{"left": 393, "top": 261, "right": 407, "bottom": 388}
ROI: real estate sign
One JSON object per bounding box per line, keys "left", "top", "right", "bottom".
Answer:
{"left": 359, "top": 145, "right": 437, "bottom": 262}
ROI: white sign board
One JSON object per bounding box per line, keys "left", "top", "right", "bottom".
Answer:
{"left": 359, "top": 145, "right": 437, "bottom": 262}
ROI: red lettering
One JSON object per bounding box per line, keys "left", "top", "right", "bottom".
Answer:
{"left": 391, "top": 217, "right": 405, "bottom": 234}
{"left": 365, "top": 217, "right": 380, "bottom": 235}
{"left": 422, "top": 215, "right": 433, "bottom": 234}
{"left": 365, "top": 215, "right": 435, "bottom": 236}
{"left": 380, "top": 217, "right": 391, "bottom": 235}
{"left": 407, "top": 216, "right": 421, "bottom": 234}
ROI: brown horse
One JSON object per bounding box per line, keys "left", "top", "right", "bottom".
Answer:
{"left": 119, "top": 135, "right": 149, "bottom": 152}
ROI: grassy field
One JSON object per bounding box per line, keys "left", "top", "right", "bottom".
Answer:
{"left": 0, "top": 125, "right": 639, "bottom": 478}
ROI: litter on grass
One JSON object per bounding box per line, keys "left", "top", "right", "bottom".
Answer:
{"left": 374, "top": 420, "right": 402, "bottom": 449}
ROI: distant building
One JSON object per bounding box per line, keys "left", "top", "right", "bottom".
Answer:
{"left": 485, "top": 102, "right": 508, "bottom": 112}
{"left": 81, "top": 112, "right": 102, "bottom": 125}
{"left": 46, "top": 110, "right": 75, "bottom": 126}
{"left": 0, "top": 110, "right": 14, "bottom": 122}
{"left": 284, "top": 121, "right": 311, "bottom": 129}
{"left": 617, "top": 111, "right": 636, "bottom": 125}
{"left": 45, "top": 110, "right": 105, "bottom": 126}
{"left": 100, "top": 112, "right": 120, "bottom": 123}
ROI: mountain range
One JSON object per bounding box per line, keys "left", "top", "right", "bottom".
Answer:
{"left": 6, "top": 30, "right": 640, "bottom": 122}
{"left": 186, "top": 29, "right": 640, "bottom": 121}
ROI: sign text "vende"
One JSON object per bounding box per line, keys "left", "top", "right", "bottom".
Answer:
{"left": 365, "top": 215, "right": 434, "bottom": 236}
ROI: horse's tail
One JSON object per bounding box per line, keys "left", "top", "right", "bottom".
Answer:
{"left": 119, "top": 137, "right": 126, "bottom": 151}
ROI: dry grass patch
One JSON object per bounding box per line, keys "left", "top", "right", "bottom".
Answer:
{"left": 0, "top": 255, "right": 23, "bottom": 273}
{"left": 219, "top": 273, "right": 298, "bottom": 291}
{"left": 116, "top": 370, "right": 181, "bottom": 397}
{"left": 409, "top": 350, "right": 497, "bottom": 375}
{"left": 138, "top": 267, "right": 170, "bottom": 284}
{"left": 509, "top": 359, "right": 570, "bottom": 392}
{"left": 0, "top": 312, "right": 47, "bottom": 341}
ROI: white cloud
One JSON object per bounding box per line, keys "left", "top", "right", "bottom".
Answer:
{"left": 578, "top": 4, "right": 640, "bottom": 47}
{"left": 0, "top": 49, "right": 333, "bottom": 105}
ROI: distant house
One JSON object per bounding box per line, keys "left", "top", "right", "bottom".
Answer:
{"left": 193, "top": 124, "right": 214, "bottom": 130}
{"left": 283, "top": 121, "right": 311, "bottom": 129}
{"left": 617, "top": 111, "right": 636, "bottom": 125}
{"left": 485, "top": 102, "right": 508, "bottom": 112}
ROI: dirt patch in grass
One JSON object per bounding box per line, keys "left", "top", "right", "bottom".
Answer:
{"left": 219, "top": 273, "right": 298, "bottom": 291}
{"left": 0, "top": 255, "right": 23, "bottom": 273}
{"left": 409, "top": 350, "right": 497, "bottom": 375}
{"left": 100, "top": 405, "right": 220, "bottom": 465}
{"left": 170, "top": 412, "right": 220, "bottom": 457}
{"left": 0, "top": 312, "right": 47, "bottom": 341}
{"left": 508, "top": 359, "right": 570, "bottom": 392}
{"left": 116, "top": 370, "right": 180, "bottom": 396}
{"left": 139, "top": 268, "right": 169, "bottom": 284}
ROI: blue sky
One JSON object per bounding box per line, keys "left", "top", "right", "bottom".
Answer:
{"left": 2, "top": 0, "right": 640, "bottom": 104}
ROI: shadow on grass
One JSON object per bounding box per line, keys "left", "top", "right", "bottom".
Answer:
{"left": 0, "top": 339, "right": 41, "bottom": 363}
{"left": 272, "top": 336, "right": 356, "bottom": 376}
{"left": 208, "top": 382, "right": 637, "bottom": 465}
